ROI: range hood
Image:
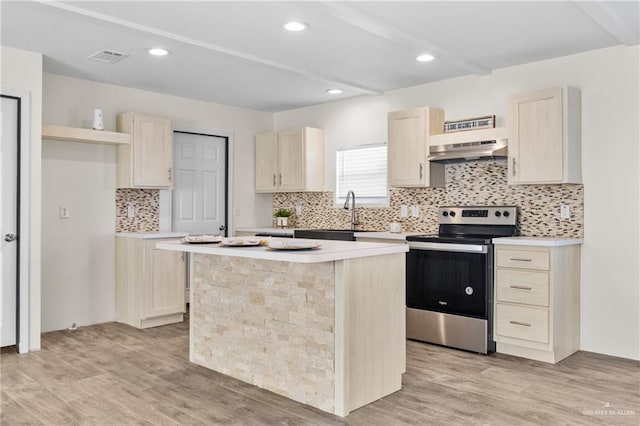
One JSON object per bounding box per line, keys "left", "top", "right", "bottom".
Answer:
{"left": 427, "top": 127, "right": 508, "bottom": 162}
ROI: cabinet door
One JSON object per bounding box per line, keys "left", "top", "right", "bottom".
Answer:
{"left": 255, "top": 132, "right": 279, "bottom": 192}
{"left": 277, "top": 128, "right": 305, "bottom": 191}
{"left": 508, "top": 88, "right": 563, "bottom": 184}
{"left": 388, "top": 109, "right": 426, "bottom": 187}
{"left": 133, "top": 115, "right": 173, "bottom": 187}
{"left": 144, "top": 242, "right": 186, "bottom": 319}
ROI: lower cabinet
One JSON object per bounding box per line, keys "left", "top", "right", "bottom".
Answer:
{"left": 116, "top": 237, "right": 186, "bottom": 328}
{"left": 494, "top": 244, "right": 581, "bottom": 363}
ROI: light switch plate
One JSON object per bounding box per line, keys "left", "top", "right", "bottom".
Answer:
{"left": 400, "top": 205, "right": 408, "bottom": 218}
{"left": 560, "top": 204, "right": 570, "bottom": 219}
{"left": 59, "top": 205, "right": 69, "bottom": 219}
{"left": 127, "top": 205, "right": 135, "bottom": 218}
{"left": 295, "top": 205, "right": 302, "bottom": 216}
{"left": 411, "top": 205, "right": 420, "bottom": 218}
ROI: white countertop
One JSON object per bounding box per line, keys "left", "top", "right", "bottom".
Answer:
{"left": 493, "top": 236, "right": 584, "bottom": 247}
{"left": 116, "top": 231, "right": 189, "bottom": 239}
{"left": 236, "top": 227, "right": 419, "bottom": 241}
{"left": 156, "top": 238, "right": 408, "bottom": 263}
{"left": 235, "top": 227, "right": 294, "bottom": 236}
{"left": 355, "top": 231, "right": 420, "bottom": 240}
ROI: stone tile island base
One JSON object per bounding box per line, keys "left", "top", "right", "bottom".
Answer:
{"left": 190, "top": 252, "right": 406, "bottom": 417}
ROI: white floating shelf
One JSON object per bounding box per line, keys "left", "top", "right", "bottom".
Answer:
{"left": 428, "top": 127, "right": 508, "bottom": 146}
{"left": 42, "top": 124, "right": 130, "bottom": 145}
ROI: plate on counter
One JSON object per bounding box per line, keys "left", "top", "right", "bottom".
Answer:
{"left": 220, "top": 237, "right": 271, "bottom": 247}
{"left": 182, "top": 235, "right": 223, "bottom": 244}
{"left": 268, "top": 240, "right": 320, "bottom": 251}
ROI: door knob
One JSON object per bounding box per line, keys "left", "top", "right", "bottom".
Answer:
{"left": 4, "top": 233, "right": 16, "bottom": 242}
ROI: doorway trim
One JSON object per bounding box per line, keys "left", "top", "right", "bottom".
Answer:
{"left": 159, "top": 127, "right": 233, "bottom": 235}
{"left": 1, "top": 88, "right": 31, "bottom": 354}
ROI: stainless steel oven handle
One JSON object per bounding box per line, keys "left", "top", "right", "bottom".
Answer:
{"left": 408, "top": 241, "right": 488, "bottom": 254}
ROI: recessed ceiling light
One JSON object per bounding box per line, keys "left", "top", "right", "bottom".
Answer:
{"left": 148, "top": 48, "right": 169, "bottom": 56}
{"left": 284, "top": 22, "right": 307, "bottom": 32}
{"left": 326, "top": 89, "right": 343, "bottom": 95}
{"left": 416, "top": 54, "right": 435, "bottom": 62}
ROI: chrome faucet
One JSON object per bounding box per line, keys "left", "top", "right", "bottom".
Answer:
{"left": 343, "top": 190, "right": 358, "bottom": 230}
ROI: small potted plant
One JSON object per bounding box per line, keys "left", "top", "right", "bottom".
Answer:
{"left": 274, "top": 208, "right": 292, "bottom": 228}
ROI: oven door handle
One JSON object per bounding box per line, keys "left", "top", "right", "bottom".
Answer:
{"left": 408, "top": 241, "right": 488, "bottom": 254}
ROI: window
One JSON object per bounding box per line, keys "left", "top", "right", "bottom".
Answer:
{"left": 336, "top": 143, "right": 388, "bottom": 206}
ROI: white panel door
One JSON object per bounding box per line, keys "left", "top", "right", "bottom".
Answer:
{"left": 1, "top": 96, "right": 18, "bottom": 347}
{"left": 172, "top": 132, "right": 226, "bottom": 234}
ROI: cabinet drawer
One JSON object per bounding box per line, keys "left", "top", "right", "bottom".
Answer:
{"left": 496, "top": 269, "right": 549, "bottom": 306}
{"left": 496, "top": 304, "right": 549, "bottom": 343}
{"left": 497, "top": 249, "right": 549, "bottom": 270}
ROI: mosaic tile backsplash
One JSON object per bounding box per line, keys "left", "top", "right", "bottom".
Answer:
{"left": 273, "top": 160, "right": 584, "bottom": 237}
{"left": 115, "top": 189, "right": 160, "bottom": 232}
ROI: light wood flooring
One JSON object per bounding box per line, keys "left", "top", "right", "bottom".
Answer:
{"left": 1, "top": 317, "right": 638, "bottom": 425}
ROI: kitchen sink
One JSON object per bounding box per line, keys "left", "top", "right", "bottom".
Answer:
{"left": 293, "top": 229, "right": 372, "bottom": 241}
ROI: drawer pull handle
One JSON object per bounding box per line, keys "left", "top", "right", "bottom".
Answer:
{"left": 510, "top": 285, "right": 533, "bottom": 290}
{"left": 510, "top": 258, "right": 532, "bottom": 262}
{"left": 509, "top": 321, "right": 531, "bottom": 327}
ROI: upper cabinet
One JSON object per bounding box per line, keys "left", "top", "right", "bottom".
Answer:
{"left": 388, "top": 107, "right": 445, "bottom": 187}
{"left": 255, "top": 127, "right": 324, "bottom": 193}
{"left": 508, "top": 87, "right": 581, "bottom": 185}
{"left": 117, "top": 112, "right": 173, "bottom": 189}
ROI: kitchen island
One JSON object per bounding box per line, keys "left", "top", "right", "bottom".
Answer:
{"left": 156, "top": 239, "right": 408, "bottom": 417}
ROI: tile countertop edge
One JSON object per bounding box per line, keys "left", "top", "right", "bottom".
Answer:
{"left": 156, "top": 239, "right": 409, "bottom": 263}
{"left": 492, "top": 237, "right": 584, "bottom": 247}
{"left": 116, "top": 231, "right": 189, "bottom": 239}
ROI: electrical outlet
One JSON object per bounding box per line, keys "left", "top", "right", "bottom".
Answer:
{"left": 560, "top": 204, "right": 570, "bottom": 219}
{"left": 127, "top": 205, "right": 135, "bottom": 218}
{"left": 400, "top": 205, "right": 408, "bottom": 218}
{"left": 295, "top": 204, "right": 302, "bottom": 216}
{"left": 411, "top": 205, "right": 420, "bottom": 218}
{"left": 59, "top": 205, "right": 69, "bottom": 219}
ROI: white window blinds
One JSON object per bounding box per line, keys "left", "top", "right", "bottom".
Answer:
{"left": 336, "top": 143, "right": 388, "bottom": 206}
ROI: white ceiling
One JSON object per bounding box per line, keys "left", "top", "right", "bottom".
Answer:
{"left": 2, "top": 1, "right": 639, "bottom": 112}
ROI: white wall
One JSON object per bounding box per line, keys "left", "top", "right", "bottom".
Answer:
{"left": 0, "top": 46, "right": 43, "bottom": 350}
{"left": 275, "top": 46, "right": 640, "bottom": 360}
{"left": 42, "top": 73, "right": 273, "bottom": 331}
{"left": 41, "top": 141, "right": 117, "bottom": 332}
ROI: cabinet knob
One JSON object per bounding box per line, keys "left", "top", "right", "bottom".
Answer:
{"left": 512, "top": 158, "right": 516, "bottom": 176}
{"left": 273, "top": 173, "right": 276, "bottom": 187}
{"left": 419, "top": 163, "right": 423, "bottom": 180}
{"left": 279, "top": 173, "right": 282, "bottom": 186}
{"left": 168, "top": 167, "right": 172, "bottom": 182}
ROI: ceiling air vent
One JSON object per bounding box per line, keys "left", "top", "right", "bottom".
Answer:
{"left": 87, "top": 49, "right": 129, "bottom": 64}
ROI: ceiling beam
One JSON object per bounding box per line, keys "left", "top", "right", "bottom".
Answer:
{"left": 36, "top": 0, "right": 383, "bottom": 96}
{"left": 573, "top": 1, "right": 639, "bottom": 46}
{"left": 320, "top": 1, "right": 491, "bottom": 76}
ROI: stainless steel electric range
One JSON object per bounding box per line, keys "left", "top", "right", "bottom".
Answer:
{"left": 405, "top": 206, "right": 518, "bottom": 354}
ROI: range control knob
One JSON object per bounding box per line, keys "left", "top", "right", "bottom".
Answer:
{"left": 495, "top": 211, "right": 502, "bottom": 217}
{"left": 449, "top": 211, "right": 456, "bottom": 217}
{"left": 465, "top": 286, "right": 474, "bottom": 295}
{"left": 503, "top": 211, "right": 510, "bottom": 217}
{"left": 442, "top": 211, "right": 449, "bottom": 217}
